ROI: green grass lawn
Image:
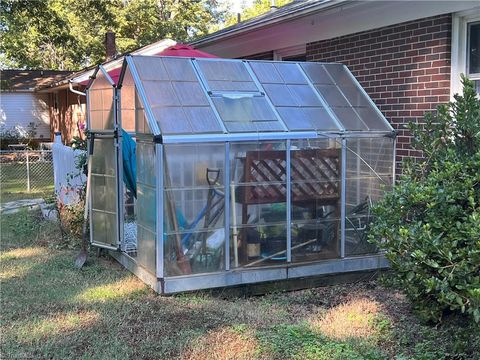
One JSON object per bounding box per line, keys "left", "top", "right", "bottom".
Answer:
{"left": 1, "top": 210, "right": 479, "bottom": 359}
{"left": 0, "top": 162, "right": 54, "bottom": 203}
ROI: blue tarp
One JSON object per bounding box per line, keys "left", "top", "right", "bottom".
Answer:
{"left": 122, "top": 130, "right": 136, "bottom": 197}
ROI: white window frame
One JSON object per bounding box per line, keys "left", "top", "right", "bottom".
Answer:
{"left": 273, "top": 44, "right": 306, "bottom": 61}
{"left": 451, "top": 8, "right": 480, "bottom": 98}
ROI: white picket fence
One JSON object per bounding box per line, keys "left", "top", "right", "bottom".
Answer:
{"left": 52, "top": 134, "right": 86, "bottom": 205}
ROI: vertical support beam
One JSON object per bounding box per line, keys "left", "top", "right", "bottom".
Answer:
{"left": 88, "top": 135, "right": 93, "bottom": 245}
{"left": 340, "top": 138, "right": 347, "bottom": 258}
{"left": 26, "top": 151, "right": 31, "bottom": 192}
{"left": 224, "top": 142, "right": 231, "bottom": 271}
{"left": 356, "top": 140, "right": 361, "bottom": 204}
{"left": 115, "top": 88, "right": 124, "bottom": 250}
{"left": 156, "top": 144, "right": 164, "bottom": 279}
{"left": 392, "top": 136, "right": 397, "bottom": 184}
{"left": 286, "top": 139, "right": 292, "bottom": 263}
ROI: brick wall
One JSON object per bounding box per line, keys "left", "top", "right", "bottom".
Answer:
{"left": 306, "top": 14, "right": 452, "bottom": 171}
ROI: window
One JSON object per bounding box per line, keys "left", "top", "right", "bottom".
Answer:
{"left": 467, "top": 21, "right": 480, "bottom": 92}
{"left": 451, "top": 11, "right": 480, "bottom": 97}
{"left": 273, "top": 44, "right": 306, "bottom": 62}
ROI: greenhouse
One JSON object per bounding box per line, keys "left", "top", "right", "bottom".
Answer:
{"left": 86, "top": 55, "right": 395, "bottom": 294}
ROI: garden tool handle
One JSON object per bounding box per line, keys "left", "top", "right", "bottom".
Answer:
{"left": 206, "top": 168, "right": 220, "bottom": 186}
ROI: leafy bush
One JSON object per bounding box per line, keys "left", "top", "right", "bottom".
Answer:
{"left": 368, "top": 76, "right": 480, "bottom": 323}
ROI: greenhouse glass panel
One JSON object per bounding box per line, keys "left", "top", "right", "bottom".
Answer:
{"left": 163, "top": 143, "right": 226, "bottom": 276}
{"left": 301, "top": 63, "right": 392, "bottom": 132}
{"left": 290, "top": 138, "right": 341, "bottom": 262}
{"left": 229, "top": 141, "right": 288, "bottom": 268}
{"left": 136, "top": 141, "right": 157, "bottom": 274}
{"left": 250, "top": 61, "right": 340, "bottom": 132}
{"left": 90, "top": 137, "right": 119, "bottom": 249}
{"left": 88, "top": 69, "right": 115, "bottom": 131}
{"left": 135, "top": 92, "right": 151, "bottom": 135}
{"left": 212, "top": 96, "right": 283, "bottom": 133}
{"left": 196, "top": 59, "right": 259, "bottom": 93}
{"left": 131, "top": 56, "right": 224, "bottom": 135}
{"left": 344, "top": 137, "right": 394, "bottom": 256}
{"left": 120, "top": 67, "right": 135, "bottom": 132}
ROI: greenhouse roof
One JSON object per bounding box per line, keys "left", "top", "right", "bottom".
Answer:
{"left": 116, "top": 55, "right": 393, "bottom": 140}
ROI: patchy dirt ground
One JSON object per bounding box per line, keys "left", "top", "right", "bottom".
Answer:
{"left": 1, "top": 210, "right": 479, "bottom": 359}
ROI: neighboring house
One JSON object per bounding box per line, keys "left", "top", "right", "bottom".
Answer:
{"left": 0, "top": 70, "right": 73, "bottom": 141}
{"left": 191, "top": 0, "right": 480, "bottom": 171}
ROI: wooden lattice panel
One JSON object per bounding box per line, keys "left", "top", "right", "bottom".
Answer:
{"left": 240, "top": 149, "right": 340, "bottom": 205}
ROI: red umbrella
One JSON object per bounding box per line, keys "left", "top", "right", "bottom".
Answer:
{"left": 84, "top": 44, "right": 217, "bottom": 85}
{"left": 157, "top": 44, "right": 218, "bottom": 58}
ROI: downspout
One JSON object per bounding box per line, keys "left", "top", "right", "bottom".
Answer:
{"left": 69, "top": 80, "right": 86, "bottom": 96}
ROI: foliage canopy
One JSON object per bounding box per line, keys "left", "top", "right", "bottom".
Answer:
{"left": 0, "top": 0, "right": 223, "bottom": 70}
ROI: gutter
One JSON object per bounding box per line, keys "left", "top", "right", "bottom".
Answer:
{"left": 191, "top": 0, "right": 352, "bottom": 47}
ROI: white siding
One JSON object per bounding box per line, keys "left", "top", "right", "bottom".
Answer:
{"left": 0, "top": 92, "right": 51, "bottom": 139}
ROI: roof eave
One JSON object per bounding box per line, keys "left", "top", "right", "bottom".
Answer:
{"left": 191, "top": 0, "right": 352, "bottom": 47}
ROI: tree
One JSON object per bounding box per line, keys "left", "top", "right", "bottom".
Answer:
{"left": 0, "top": 0, "right": 223, "bottom": 70}
{"left": 220, "top": 0, "right": 292, "bottom": 28}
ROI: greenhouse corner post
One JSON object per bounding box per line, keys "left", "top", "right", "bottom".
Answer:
{"left": 286, "top": 139, "right": 292, "bottom": 263}
{"left": 224, "top": 142, "right": 231, "bottom": 271}
{"left": 340, "top": 138, "right": 347, "bottom": 258}
{"left": 156, "top": 143, "right": 164, "bottom": 279}
{"left": 116, "top": 87, "right": 125, "bottom": 251}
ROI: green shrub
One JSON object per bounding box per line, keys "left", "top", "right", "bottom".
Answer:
{"left": 368, "top": 76, "right": 480, "bottom": 323}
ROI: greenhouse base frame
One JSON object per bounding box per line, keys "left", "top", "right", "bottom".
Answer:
{"left": 110, "top": 249, "right": 388, "bottom": 294}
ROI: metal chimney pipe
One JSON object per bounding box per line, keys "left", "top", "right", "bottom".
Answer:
{"left": 270, "top": 0, "right": 277, "bottom": 9}
{"left": 105, "top": 32, "right": 116, "bottom": 61}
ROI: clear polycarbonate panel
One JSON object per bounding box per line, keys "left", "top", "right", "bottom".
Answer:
{"left": 250, "top": 61, "right": 341, "bottom": 132}
{"left": 162, "top": 57, "right": 198, "bottom": 81}
{"left": 90, "top": 138, "right": 118, "bottom": 248}
{"left": 290, "top": 138, "right": 341, "bottom": 262}
{"left": 88, "top": 69, "right": 115, "bottom": 131}
{"left": 163, "top": 143, "right": 225, "bottom": 276}
{"left": 275, "top": 62, "right": 308, "bottom": 84}
{"left": 120, "top": 66, "right": 135, "bottom": 132}
{"left": 229, "top": 141, "right": 288, "bottom": 268}
{"left": 135, "top": 92, "right": 151, "bottom": 134}
{"left": 345, "top": 137, "right": 394, "bottom": 255}
{"left": 136, "top": 141, "right": 157, "bottom": 274}
{"left": 212, "top": 95, "right": 284, "bottom": 133}
{"left": 301, "top": 63, "right": 391, "bottom": 132}
{"left": 323, "top": 64, "right": 391, "bottom": 131}
{"left": 196, "top": 59, "right": 259, "bottom": 93}
{"left": 131, "top": 56, "right": 223, "bottom": 135}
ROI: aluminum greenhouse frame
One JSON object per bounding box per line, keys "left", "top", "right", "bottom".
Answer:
{"left": 86, "top": 55, "right": 395, "bottom": 294}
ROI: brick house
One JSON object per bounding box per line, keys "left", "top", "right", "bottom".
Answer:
{"left": 191, "top": 0, "right": 480, "bottom": 171}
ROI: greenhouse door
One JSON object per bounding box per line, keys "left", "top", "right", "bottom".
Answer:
{"left": 89, "top": 134, "right": 121, "bottom": 250}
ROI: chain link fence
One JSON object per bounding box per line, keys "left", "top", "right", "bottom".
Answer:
{"left": 0, "top": 150, "right": 54, "bottom": 203}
